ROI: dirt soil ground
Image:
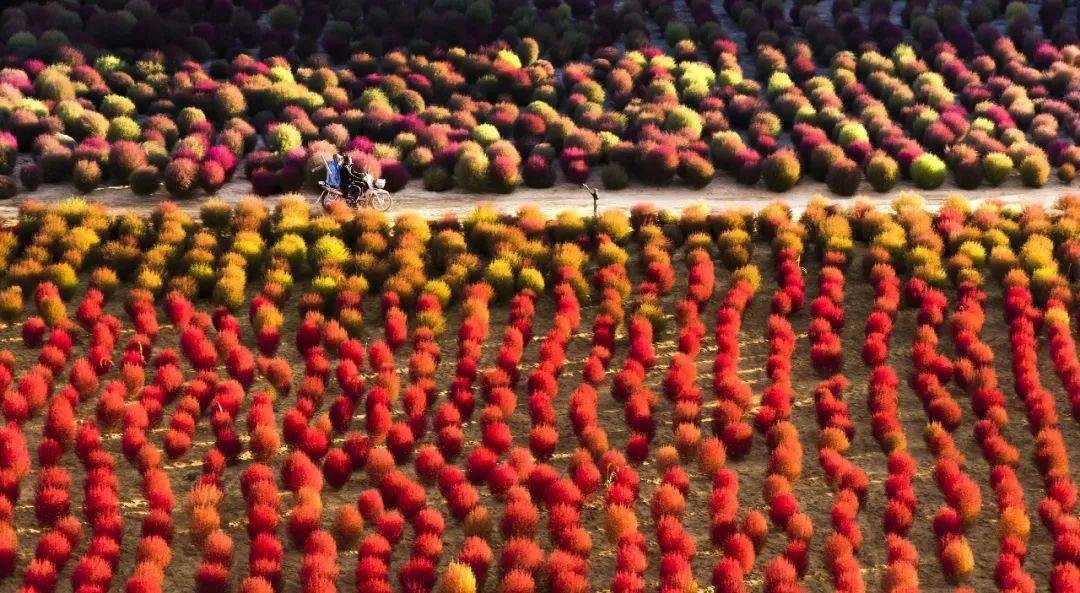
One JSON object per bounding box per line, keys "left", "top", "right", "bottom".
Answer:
{"left": 4, "top": 176, "right": 1074, "bottom": 219}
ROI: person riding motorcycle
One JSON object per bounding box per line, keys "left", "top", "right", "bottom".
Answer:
{"left": 338, "top": 153, "right": 356, "bottom": 194}
{"left": 337, "top": 153, "right": 377, "bottom": 196}
{"left": 318, "top": 152, "right": 392, "bottom": 212}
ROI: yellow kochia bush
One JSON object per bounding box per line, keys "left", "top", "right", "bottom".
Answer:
{"left": 484, "top": 259, "right": 515, "bottom": 301}
{"left": 551, "top": 242, "right": 586, "bottom": 272}
{"left": 311, "top": 235, "right": 350, "bottom": 268}
{"left": 271, "top": 233, "right": 308, "bottom": 269}
{"left": 0, "top": 286, "right": 21, "bottom": 322}
{"left": 517, "top": 267, "right": 545, "bottom": 293}
{"left": 1019, "top": 234, "right": 1055, "bottom": 272}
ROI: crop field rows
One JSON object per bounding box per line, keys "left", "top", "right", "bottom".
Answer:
{"left": 0, "top": 195, "right": 1075, "bottom": 593}
{"left": 8, "top": 0, "right": 1080, "bottom": 202}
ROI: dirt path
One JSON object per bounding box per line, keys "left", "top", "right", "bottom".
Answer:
{"left": 4, "top": 175, "right": 1074, "bottom": 218}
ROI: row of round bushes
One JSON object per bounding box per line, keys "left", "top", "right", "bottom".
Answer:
{"left": 7, "top": 2, "right": 1080, "bottom": 199}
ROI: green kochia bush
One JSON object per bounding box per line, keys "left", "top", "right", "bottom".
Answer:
{"left": 34, "top": 68, "right": 75, "bottom": 102}
{"left": 472, "top": 124, "right": 500, "bottom": 147}
{"left": 866, "top": 152, "right": 898, "bottom": 192}
{"left": 664, "top": 106, "right": 704, "bottom": 139}
{"left": 423, "top": 165, "right": 452, "bottom": 191}
{"left": 100, "top": 94, "right": 136, "bottom": 118}
{"left": 602, "top": 163, "right": 630, "bottom": 189}
{"left": 107, "top": 116, "right": 141, "bottom": 142}
{"left": 269, "top": 123, "right": 302, "bottom": 153}
{"left": 454, "top": 150, "right": 490, "bottom": 192}
{"left": 214, "top": 84, "right": 247, "bottom": 120}
{"left": 761, "top": 149, "right": 801, "bottom": 192}
{"left": 679, "top": 152, "right": 714, "bottom": 188}
{"left": 1019, "top": 153, "right": 1050, "bottom": 187}
{"left": 910, "top": 153, "right": 948, "bottom": 189}
{"left": 484, "top": 259, "right": 515, "bottom": 301}
{"left": 177, "top": 107, "right": 208, "bottom": 135}
{"left": 982, "top": 152, "right": 1013, "bottom": 186}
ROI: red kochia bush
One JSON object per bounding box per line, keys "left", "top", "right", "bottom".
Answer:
{"left": 23, "top": 317, "right": 47, "bottom": 347}
{"left": 323, "top": 448, "right": 353, "bottom": 489}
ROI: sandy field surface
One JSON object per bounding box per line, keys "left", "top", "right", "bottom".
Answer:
{"left": 5, "top": 176, "right": 1074, "bottom": 219}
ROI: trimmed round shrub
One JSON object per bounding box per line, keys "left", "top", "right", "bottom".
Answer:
{"left": 825, "top": 158, "right": 862, "bottom": 196}
{"left": 522, "top": 156, "right": 556, "bottom": 188}
{"left": 761, "top": 149, "right": 801, "bottom": 192}
{"left": 268, "top": 3, "right": 299, "bottom": 29}
{"left": 35, "top": 68, "right": 75, "bottom": 102}
{"left": 641, "top": 144, "right": 679, "bottom": 184}
{"left": 269, "top": 124, "right": 302, "bottom": 153}
{"left": 472, "top": 124, "right": 500, "bottom": 147}
{"left": 164, "top": 158, "right": 199, "bottom": 197}
{"left": 679, "top": 152, "right": 714, "bottom": 188}
{"left": 130, "top": 166, "right": 161, "bottom": 195}
{"left": 602, "top": 164, "right": 630, "bottom": 190}
{"left": 214, "top": 84, "right": 247, "bottom": 120}
{"left": 910, "top": 153, "right": 948, "bottom": 189}
{"left": 518, "top": 37, "right": 540, "bottom": 66}
{"left": 73, "top": 160, "right": 102, "bottom": 193}
{"left": 108, "top": 141, "right": 147, "bottom": 181}
{"left": 0, "top": 134, "right": 15, "bottom": 175}
{"left": 19, "top": 164, "right": 43, "bottom": 191}
{"left": 199, "top": 161, "right": 227, "bottom": 194}
{"left": 866, "top": 152, "right": 898, "bottom": 192}
{"left": 982, "top": 152, "right": 1013, "bottom": 186}
{"left": 250, "top": 168, "right": 279, "bottom": 196}
{"left": 810, "top": 144, "right": 844, "bottom": 181}
{"left": 952, "top": 152, "right": 983, "bottom": 189}
{"left": 0, "top": 176, "right": 16, "bottom": 200}
{"left": 1019, "top": 153, "right": 1050, "bottom": 187}
{"left": 484, "top": 260, "right": 515, "bottom": 301}
{"left": 405, "top": 147, "right": 434, "bottom": 175}
{"left": 177, "top": 108, "right": 208, "bottom": 135}
{"left": 1059, "top": 163, "right": 1076, "bottom": 184}
{"left": 489, "top": 155, "right": 521, "bottom": 194}
{"left": 74, "top": 112, "right": 109, "bottom": 141}
{"left": 733, "top": 149, "right": 762, "bottom": 185}
{"left": 380, "top": 160, "right": 410, "bottom": 192}
{"left": 106, "top": 116, "right": 141, "bottom": 142}
{"left": 564, "top": 159, "right": 590, "bottom": 184}
{"left": 40, "top": 145, "right": 74, "bottom": 182}
{"left": 423, "top": 166, "right": 453, "bottom": 191}
{"left": 100, "top": 94, "right": 136, "bottom": 119}
{"left": 664, "top": 106, "right": 704, "bottom": 139}
{"left": 454, "top": 151, "right": 490, "bottom": 192}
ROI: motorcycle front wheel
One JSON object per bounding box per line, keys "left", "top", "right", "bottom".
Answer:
{"left": 368, "top": 189, "right": 392, "bottom": 212}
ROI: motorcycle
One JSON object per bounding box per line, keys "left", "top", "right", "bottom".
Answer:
{"left": 315, "top": 154, "right": 393, "bottom": 212}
